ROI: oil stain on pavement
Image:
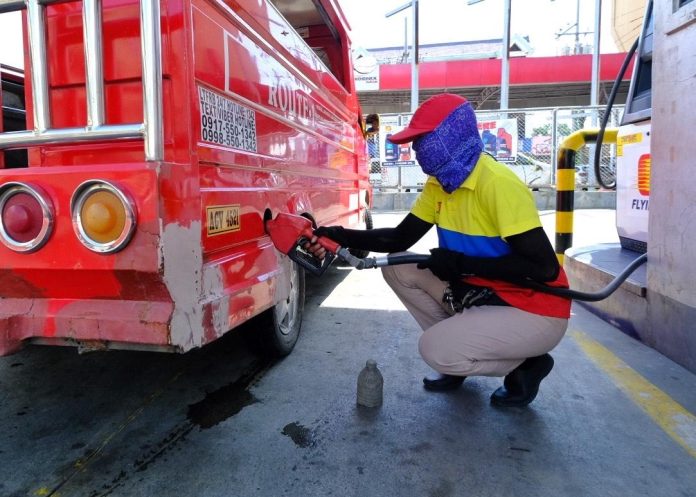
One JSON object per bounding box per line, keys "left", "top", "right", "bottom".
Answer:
{"left": 282, "top": 422, "right": 316, "bottom": 448}
{"left": 187, "top": 359, "right": 270, "bottom": 429}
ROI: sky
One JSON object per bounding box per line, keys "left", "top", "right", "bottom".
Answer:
{"left": 0, "top": 0, "right": 618, "bottom": 69}
{"left": 0, "top": 11, "right": 22, "bottom": 68}
{"left": 339, "top": 0, "right": 618, "bottom": 56}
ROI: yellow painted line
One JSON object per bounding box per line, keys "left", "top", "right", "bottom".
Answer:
{"left": 571, "top": 330, "right": 696, "bottom": 458}
{"left": 31, "top": 369, "right": 186, "bottom": 496}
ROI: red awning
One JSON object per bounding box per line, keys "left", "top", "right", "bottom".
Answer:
{"left": 377, "top": 53, "right": 634, "bottom": 91}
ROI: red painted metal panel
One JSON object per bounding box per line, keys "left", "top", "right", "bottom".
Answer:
{"left": 0, "top": 0, "right": 371, "bottom": 355}
{"left": 379, "top": 53, "right": 635, "bottom": 90}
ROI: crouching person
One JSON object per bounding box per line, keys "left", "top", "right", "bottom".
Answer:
{"left": 305, "top": 94, "right": 571, "bottom": 407}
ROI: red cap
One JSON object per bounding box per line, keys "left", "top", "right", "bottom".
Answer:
{"left": 388, "top": 93, "right": 468, "bottom": 144}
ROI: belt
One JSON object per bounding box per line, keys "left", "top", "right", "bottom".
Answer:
{"left": 443, "top": 283, "right": 510, "bottom": 313}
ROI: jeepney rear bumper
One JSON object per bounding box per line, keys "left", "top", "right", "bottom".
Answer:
{"left": 0, "top": 298, "right": 175, "bottom": 355}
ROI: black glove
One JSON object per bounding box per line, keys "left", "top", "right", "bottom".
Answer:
{"left": 313, "top": 226, "right": 349, "bottom": 247}
{"left": 416, "top": 248, "right": 463, "bottom": 281}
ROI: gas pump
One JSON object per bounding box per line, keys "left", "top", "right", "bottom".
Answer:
{"left": 615, "top": 0, "right": 653, "bottom": 253}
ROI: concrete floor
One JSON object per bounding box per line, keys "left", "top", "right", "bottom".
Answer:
{"left": 1, "top": 210, "right": 694, "bottom": 497}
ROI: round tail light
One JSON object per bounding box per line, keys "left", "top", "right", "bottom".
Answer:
{"left": 71, "top": 181, "right": 136, "bottom": 253}
{"left": 0, "top": 183, "right": 54, "bottom": 252}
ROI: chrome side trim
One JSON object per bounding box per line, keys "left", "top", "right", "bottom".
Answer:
{"left": 83, "top": 0, "right": 105, "bottom": 127}
{"left": 0, "top": 124, "right": 144, "bottom": 147}
{"left": 26, "top": 0, "right": 50, "bottom": 132}
{"left": 0, "top": 0, "right": 163, "bottom": 161}
{"left": 140, "top": 0, "right": 163, "bottom": 161}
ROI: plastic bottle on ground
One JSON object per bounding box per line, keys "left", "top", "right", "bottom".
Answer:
{"left": 357, "top": 359, "right": 383, "bottom": 408}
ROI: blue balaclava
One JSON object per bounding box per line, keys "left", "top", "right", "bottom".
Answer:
{"left": 412, "top": 102, "right": 483, "bottom": 193}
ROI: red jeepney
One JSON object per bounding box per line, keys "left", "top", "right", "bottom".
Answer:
{"left": 0, "top": 0, "right": 373, "bottom": 356}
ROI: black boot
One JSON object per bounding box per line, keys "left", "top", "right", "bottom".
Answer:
{"left": 490, "top": 354, "right": 554, "bottom": 407}
{"left": 423, "top": 373, "right": 465, "bottom": 392}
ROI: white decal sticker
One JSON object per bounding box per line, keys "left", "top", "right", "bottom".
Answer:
{"left": 198, "top": 86, "right": 257, "bottom": 152}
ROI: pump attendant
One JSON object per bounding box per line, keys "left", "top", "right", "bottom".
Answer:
{"left": 306, "top": 94, "right": 571, "bottom": 407}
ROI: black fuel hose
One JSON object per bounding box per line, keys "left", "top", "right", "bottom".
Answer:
{"left": 372, "top": 252, "right": 647, "bottom": 302}
{"left": 514, "top": 252, "right": 647, "bottom": 301}
{"left": 594, "top": 37, "right": 639, "bottom": 190}
{"left": 384, "top": 253, "right": 431, "bottom": 265}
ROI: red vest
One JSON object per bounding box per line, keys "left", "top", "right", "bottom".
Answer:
{"left": 464, "top": 267, "right": 572, "bottom": 319}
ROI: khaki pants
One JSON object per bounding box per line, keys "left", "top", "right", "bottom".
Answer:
{"left": 381, "top": 258, "right": 568, "bottom": 377}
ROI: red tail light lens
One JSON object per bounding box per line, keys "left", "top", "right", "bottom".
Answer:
{"left": 71, "top": 181, "right": 137, "bottom": 253}
{"left": 0, "top": 183, "right": 54, "bottom": 252}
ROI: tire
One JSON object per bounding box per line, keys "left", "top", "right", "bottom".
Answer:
{"left": 349, "top": 208, "right": 373, "bottom": 259}
{"left": 244, "top": 260, "right": 305, "bottom": 357}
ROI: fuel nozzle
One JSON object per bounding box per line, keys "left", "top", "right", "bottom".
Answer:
{"left": 265, "top": 213, "right": 342, "bottom": 276}
{"left": 265, "top": 212, "right": 384, "bottom": 275}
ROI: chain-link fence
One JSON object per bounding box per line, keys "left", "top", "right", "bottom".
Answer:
{"left": 368, "top": 105, "right": 624, "bottom": 191}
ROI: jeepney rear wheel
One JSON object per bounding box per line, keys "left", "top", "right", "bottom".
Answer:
{"left": 246, "top": 259, "right": 305, "bottom": 357}
{"left": 348, "top": 208, "right": 373, "bottom": 259}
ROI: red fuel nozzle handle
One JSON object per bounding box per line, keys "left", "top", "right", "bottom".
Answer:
{"left": 265, "top": 213, "right": 344, "bottom": 277}
{"left": 299, "top": 227, "right": 341, "bottom": 254}
{"left": 266, "top": 213, "right": 341, "bottom": 256}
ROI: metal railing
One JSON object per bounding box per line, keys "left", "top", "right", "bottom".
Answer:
{"left": 0, "top": 0, "right": 163, "bottom": 161}
{"left": 369, "top": 105, "right": 624, "bottom": 191}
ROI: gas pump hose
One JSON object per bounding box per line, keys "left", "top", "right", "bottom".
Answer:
{"left": 357, "top": 252, "right": 648, "bottom": 303}
{"left": 594, "top": 37, "right": 639, "bottom": 189}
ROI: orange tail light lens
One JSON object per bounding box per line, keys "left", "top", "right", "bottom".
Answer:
{"left": 637, "top": 154, "right": 651, "bottom": 196}
{"left": 0, "top": 183, "right": 54, "bottom": 252}
{"left": 71, "top": 181, "right": 136, "bottom": 253}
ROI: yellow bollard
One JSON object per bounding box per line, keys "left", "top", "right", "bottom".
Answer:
{"left": 555, "top": 128, "right": 618, "bottom": 264}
